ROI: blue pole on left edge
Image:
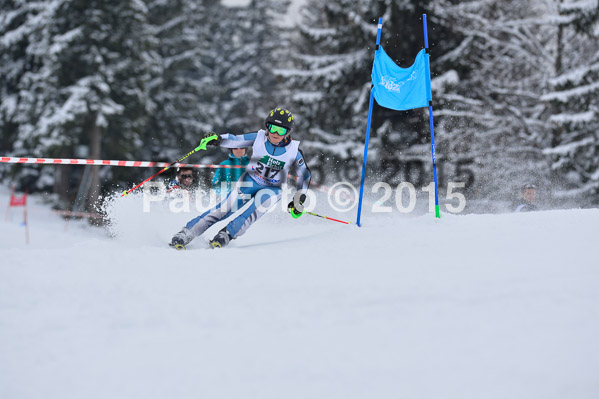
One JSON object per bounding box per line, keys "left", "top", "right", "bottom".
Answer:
{"left": 423, "top": 14, "right": 440, "bottom": 218}
{"left": 356, "top": 17, "right": 383, "bottom": 227}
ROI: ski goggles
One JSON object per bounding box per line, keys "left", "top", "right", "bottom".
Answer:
{"left": 267, "top": 124, "right": 288, "bottom": 136}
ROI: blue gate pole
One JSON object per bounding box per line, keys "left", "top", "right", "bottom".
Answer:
{"left": 356, "top": 17, "right": 383, "bottom": 227}
{"left": 423, "top": 14, "right": 440, "bottom": 218}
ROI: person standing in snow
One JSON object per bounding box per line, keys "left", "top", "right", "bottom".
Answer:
{"left": 170, "top": 107, "right": 311, "bottom": 249}
{"left": 514, "top": 183, "right": 538, "bottom": 212}
{"left": 167, "top": 167, "right": 195, "bottom": 194}
{"left": 211, "top": 147, "right": 250, "bottom": 195}
{"left": 165, "top": 166, "right": 196, "bottom": 205}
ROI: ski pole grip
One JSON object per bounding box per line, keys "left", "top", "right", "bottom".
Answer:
{"left": 197, "top": 134, "right": 219, "bottom": 151}
{"left": 290, "top": 209, "right": 305, "bottom": 219}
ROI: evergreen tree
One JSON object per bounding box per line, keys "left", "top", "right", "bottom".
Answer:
{"left": 0, "top": 0, "right": 159, "bottom": 209}
{"left": 146, "top": 0, "right": 221, "bottom": 155}
{"left": 215, "top": 0, "right": 290, "bottom": 134}
{"left": 0, "top": 1, "right": 67, "bottom": 193}
{"left": 430, "top": 0, "right": 557, "bottom": 208}
{"left": 540, "top": 0, "right": 599, "bottom": 205}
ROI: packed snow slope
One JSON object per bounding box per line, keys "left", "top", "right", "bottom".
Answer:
{"left": 1, "top": 185, "right": 598, "bottom": 399}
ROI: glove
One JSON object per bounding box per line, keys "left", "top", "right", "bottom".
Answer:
{"left": 287, "top": 193, "right": 306, "bottom": 219}
{"left": 203, "top": 132, "right": 222, "bottom": 146}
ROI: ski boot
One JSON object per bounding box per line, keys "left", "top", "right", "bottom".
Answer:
{"left": 169, "top": 227, "right": 193, "bottom": 250}
{"left": 209, "top": 227, "right": 232, "bottom": 249}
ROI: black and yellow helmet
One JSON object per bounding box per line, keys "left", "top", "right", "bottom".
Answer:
{"left": 265, "top": 107, "right": 294, "bottom": 131}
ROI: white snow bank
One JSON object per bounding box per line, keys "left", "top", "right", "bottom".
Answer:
{"left": 1, "top": 185, "right": 598, "bottom": 399}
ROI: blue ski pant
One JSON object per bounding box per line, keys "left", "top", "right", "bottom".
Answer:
{"left": 185, "top": 172, "right": 282, "bottom": 239}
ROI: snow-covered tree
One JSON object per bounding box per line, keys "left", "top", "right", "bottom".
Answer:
{"left": 214, "top": 0, "right": 290, "bottom": 133}
{"left": 430, "top": 0, "right": 558, "bottom": 208}
{"left": 0, "top": 1, "right": 65, "bottom": 192}
{"left": 146, "top": 0, "right": 221, "bottom": 155}
{"left": 540, "top": 0, "right": 599, "bottom": 205}
{"left": 0, "top": 0, "right": 160, "bottom": 209}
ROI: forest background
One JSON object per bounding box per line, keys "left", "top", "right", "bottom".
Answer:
{"left": 1, "top": 0, "right": 597, "bottom": 214}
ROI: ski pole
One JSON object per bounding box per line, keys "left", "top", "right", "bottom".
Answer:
{"left": 305, "top": 211, "right": 352, "bottom": 225}
{"left": 121, "top": 135, "right": 218, "bottom": 197}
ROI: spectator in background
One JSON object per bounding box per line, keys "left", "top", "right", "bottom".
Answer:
{"left": 211, "top": 147, "right": 249, "bottom": 195}
{"left": 168, "top": 166, "right": 195, "bottom": 195}
{"left": 515, "top": 183, "right": 537, "bottom": 212}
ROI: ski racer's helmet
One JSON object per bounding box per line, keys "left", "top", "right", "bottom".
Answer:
{"left": 265, "top": 107, "right": 294, "bottom": 133}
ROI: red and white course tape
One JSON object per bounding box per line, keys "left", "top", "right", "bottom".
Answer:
{"left": 0, "top": 157, "right": 243, "bottom": 169}
{"left": 1, "top": 156, "right": 357, "bottom": 202}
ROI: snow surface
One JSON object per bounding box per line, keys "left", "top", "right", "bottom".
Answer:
{"left": 221, "top": 0, "right": 251, "bottom": 7}
{"left": 1, "top": 185, "right": 599, "bottom": 399}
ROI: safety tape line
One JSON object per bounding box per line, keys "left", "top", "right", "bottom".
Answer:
{"left": 52, "top": 210, "right": 102, "bottom": 218}
{"left": 0, "top": 157, "right": 243, "bottom": 169}
{"left": 1, "top": 156, "right": 357, "bottom": 203}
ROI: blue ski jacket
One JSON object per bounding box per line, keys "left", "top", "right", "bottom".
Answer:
{"left": 211, "top": 153, "right": 250, "bottom": 193}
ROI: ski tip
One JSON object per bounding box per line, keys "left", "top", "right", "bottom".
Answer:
{"left": 169, "top": 243, "right": 186, "bottom": 250}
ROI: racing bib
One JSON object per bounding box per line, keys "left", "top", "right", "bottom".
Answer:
{"left": 247, "top": 129, "right": 299, "bottom": 187}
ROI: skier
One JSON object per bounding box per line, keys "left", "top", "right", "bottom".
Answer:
{"left": 170, "top": 107, "right": 311, "bottom": 249}
{"left": 211, "top": 147, "right": 250, "bottom": 195}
